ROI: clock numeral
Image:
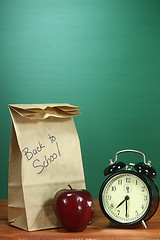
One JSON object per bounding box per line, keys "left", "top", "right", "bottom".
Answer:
{"left": 136, "top": 180, "right": 138, "bottom": 185}
{"left": 144, "top": 195, "right": 148, "bottom": 201}
{"left": 117, "top": 210, "right": 120, "bottom": 215}
{"left": 135, "top": 210, "right": 139, "bottom": 217}
{"left": 107, "top": 195, "right": 112, "bottom": 200}
{"left": 126, "top": 177, "right": 131, "bottom": 183}
{"left": 110, "top": 203, "right": 114, "bottom": 209}
{"left": 141, "top": 186, "right": 145, "bottom": 192}
{"left": 141, "top": 205, "right": 144, "bottom": 210}
{"left": 111, "top": 186, "right": 116, "bottom": 191}
{"left": 118, "top": 180, "right": 122, "bottom": 185}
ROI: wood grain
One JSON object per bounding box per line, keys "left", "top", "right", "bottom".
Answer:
{"left": 0, "top": 199, "right": 160, "bottom": 240}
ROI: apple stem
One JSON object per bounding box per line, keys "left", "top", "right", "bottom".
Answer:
{"left": 68, "top": 184, "right": 72, "bottom": 190}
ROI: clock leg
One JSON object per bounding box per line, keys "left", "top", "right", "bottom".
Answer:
{"left": 141, "top": 220, "right": 147, "bottom": 229}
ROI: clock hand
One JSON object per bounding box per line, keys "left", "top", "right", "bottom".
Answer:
{"left": 125, "top": 199, "right": 128, "bottom": 217}
{"left": 116, "top": 198, "right": 126, "bottom": 208}
{"left": 116, "top": 195, "right": 130, "bottom": 209}
{"left": 125, "top": 196, "right": 129, "bottom": 217}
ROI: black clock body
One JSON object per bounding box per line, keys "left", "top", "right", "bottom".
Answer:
{"left": 99, "top": 170, "right": 159, "bottom": 226}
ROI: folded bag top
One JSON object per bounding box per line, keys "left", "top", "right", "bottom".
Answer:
{"left": 8, "top": 103, "right": 85, "bottom": 231}
{"left": 9, "top": 103, "right": 81, "bottom": 119}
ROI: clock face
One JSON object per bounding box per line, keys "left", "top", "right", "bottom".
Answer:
{"left": 100, "top": 171, "right": 151, "bottom": 225}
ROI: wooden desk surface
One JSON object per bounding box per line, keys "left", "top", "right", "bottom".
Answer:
{"left": 0, "top": 199, "right": 160, "bottom": 240}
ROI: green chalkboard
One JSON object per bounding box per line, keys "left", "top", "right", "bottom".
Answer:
{"left": 0, "top": 0, "right": 160, "bottom": 199}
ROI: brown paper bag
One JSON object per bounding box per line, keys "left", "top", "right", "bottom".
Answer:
{"left": 8, "top": 103, "right": 86, "bottom": 231}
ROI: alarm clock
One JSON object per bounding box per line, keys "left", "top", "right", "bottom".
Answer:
{"left": 99, "top": 149, "right": 159, "bottom": 228}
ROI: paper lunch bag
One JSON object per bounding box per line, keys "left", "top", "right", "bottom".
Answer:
{"left": 8, "top": 103, "right": 86, "bottom": 231}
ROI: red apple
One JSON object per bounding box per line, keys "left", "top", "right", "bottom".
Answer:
{"left": 53, "top": 185, "right": 95, "bottom": 232}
